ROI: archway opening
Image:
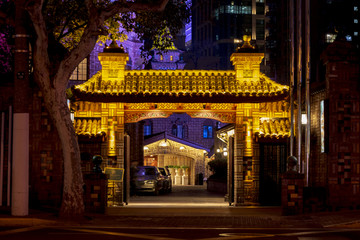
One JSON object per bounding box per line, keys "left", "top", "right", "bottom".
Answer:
{"left": 126, "top": 113, "right": 230, "bottom": 207}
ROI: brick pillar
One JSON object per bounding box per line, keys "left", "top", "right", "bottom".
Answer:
{"left": 83, "top": 173, "right": 108, "bottom": 213}
{"left": 281, "top": 172, "right": 304, "bottom": 215}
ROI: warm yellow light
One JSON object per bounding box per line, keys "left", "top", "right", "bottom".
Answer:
{"left": 144, "top": 146, "right": 149, "bottom": 150}
{"left": 160, "top": 141, "right": 168, "bottom": 147}
{"left": 180, "top": 146, "right": 185, "bottom": 150}
{"left": 302, "top": 113, "right": 307, "bottom": 125}
{"left": 223, "top": 151, "right": 228, "bottom": 156}
{"left": 223, "top": 147, "right": 227, "bottom": 151}
{"left": 217, "top": 149, "right": 221, "bottom": 153}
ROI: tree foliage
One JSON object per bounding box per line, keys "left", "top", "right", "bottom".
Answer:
{"left": 0, "top": 0, "right": 13, "bottom": 75}
{"left": 0, "top": 0, "right": 190, "bottom": 217}
{"left": 43, "top": 0, "right": 189, "bottom": 57}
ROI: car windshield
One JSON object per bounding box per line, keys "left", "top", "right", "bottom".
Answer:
{"left": 159, "top": 168, "right": 166, "bottom": 176}
{"left": 136, "top": 168, "right": 156, "bottom": 176}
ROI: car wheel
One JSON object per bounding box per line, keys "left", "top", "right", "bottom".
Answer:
{"left": 154, "top": 187, "right": 159, "bottom": 196}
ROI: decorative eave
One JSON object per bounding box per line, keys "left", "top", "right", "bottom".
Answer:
{"left": 74, "top": 118, "right": 105, "bottom": 138}
{"left": 70, "top": 70, "right": 289, "bottom": 103}
{"left": 255, "top": 118, "right": 291, "bottom": 139}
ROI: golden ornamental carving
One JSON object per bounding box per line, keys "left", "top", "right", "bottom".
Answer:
{"left": 125, "top": 112, "right": 170, "bottom": 123}
{"left": 157, "top": 103, "right": 178, "bottom": 110}
{"left": 125, "top": 103, "right": 153, "bottom": 110}
{"left": 189, "top": 112, "right": 236, "bottom": 123}
{"left": 210, "top": 103, "right": 235, "bottom": 110}
{"left": 182, "top": 103, "right": 203, "bottom": 110}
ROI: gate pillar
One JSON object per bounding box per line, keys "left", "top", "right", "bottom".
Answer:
{"left": 100, "top": 103, "right": 125, "bottom": 168}
{"left": 234, "top": 103, "right": 260, "bottom": 205}
{"left": 234, "top": 105, "right": 245, "bottom": 205}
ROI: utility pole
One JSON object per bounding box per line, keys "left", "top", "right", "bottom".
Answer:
{"left": 12, "top": 0, "right": 30, "bottom": 216}
{"left": 296, "top": 0, "right": 303, "bottom": 173}
{"left": 289, "top": 0, "right": 295, "bottom": 158}
{"left": 304, "top": 0, "right": 311, "bottom": 186}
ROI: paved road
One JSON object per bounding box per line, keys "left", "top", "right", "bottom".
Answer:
{"left": 1, "top": 225, "right": 360, "bottom": 240}
{"left": 1, "top": 185, "right": 360, "bottom": 239}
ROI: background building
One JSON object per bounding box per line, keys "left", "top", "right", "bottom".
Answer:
{"left": 188, "top": 0, "right": 267, "bottom": 70}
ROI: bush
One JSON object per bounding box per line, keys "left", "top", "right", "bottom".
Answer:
{"left": 208, "top": 154, "right": 227, "bottom": 180}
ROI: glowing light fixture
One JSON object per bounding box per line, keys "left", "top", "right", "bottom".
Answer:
{"left": 144, "top": 146, "right": 149, "bottom": 150}
{"left": 217, "top": 149, "right": 221, "bottom": 153}
{"left": 301, "top": 113, "right": 307, "bottom": 125}
{"left": 160, "top": 140, "right": 169, "bottom": 147}
{"left": 223, "top": 151, "right": 228, "bottom": 156}
{"left": 180, "top": 146, "right": 185, "bottom": 150}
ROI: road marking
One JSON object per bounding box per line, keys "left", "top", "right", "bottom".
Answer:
{"left": 198, "top": 233, "right": 274, "bottom": 240}
{"left": 0, "top": 226, "right": 45, "bottom": 236}
{"left": 65, "top": 228, "right": 184, "bottom": 240}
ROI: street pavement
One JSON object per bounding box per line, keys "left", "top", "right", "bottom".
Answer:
{"left": 1, "top": 185, "right": 360, "bottom": 239}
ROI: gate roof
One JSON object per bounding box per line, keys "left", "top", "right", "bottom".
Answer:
{"left": 70, "top": 70, "right": 289, "bottom": 103}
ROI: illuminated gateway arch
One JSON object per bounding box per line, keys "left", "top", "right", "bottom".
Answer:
{"left": 70, "top": 38, "right": 292, "bottom": 206}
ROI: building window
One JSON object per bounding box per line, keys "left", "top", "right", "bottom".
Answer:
{"left": 256, "top": 19, "right": 265, "bottom": 40}
{"left": 354, "top": 6, "right": 358, "bottom": 11}
{"left": 172, "top": 124, "right": 185, "bottom": 138}
{"left": 325, "top": 33, "right": 336, "bottom": 43}
{"left": 170, "top": 55, "right": 173, "bottom": 61}
{"left": 70, "top": 58, "right": 87, "bottom": 81}
{"left": 143, "top": 120, "right": 152, "bottom": 136}
{"left": 160, "top": 55, "right": 163, "bottom": 61}
{"left": 203, "top": 125, "right": 213, "bottom": 139}
{"left": 320, "top": 100, "right": 325, "bottom": 153}
{"left": 355, "top": 19, "right": 358, "bottom": 24}
{"left": 355, "top": 32, "right": 359, "bottom": 36}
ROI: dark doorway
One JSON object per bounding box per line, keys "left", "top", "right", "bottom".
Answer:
{"left": 259, "top": 143, "right": 287, "bottom": 205}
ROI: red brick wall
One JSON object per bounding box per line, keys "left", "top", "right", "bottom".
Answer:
{"left": 324, "top": 54, "right": 360, "bottom": 209}
{"left": 29, "top": 91, "right": 63, "bottom": 208}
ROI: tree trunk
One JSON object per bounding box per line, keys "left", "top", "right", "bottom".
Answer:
{"left": 41, "top": 86, "right": 85, "bottom": 217}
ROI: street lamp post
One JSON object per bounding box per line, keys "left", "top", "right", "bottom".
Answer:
{"left": 12, "top": 0, "right": 30, "bottom": 216}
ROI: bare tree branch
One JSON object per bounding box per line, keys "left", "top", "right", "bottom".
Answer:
{"left": 25, "top": 0, "right": 51, "bottom": 90}
{"left": 54, "top": 0, "right": 104, "bottom": 91}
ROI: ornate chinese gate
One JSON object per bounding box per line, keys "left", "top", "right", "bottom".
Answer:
{"left": 70, "top": 39, "right": 292, "bottom": 205}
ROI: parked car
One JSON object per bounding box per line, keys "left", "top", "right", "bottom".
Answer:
{"left": 134, "top": 166, "right": 164, "bottom": 195}
{"left": 158, "top": 167, "right": 172, "bottom": 193}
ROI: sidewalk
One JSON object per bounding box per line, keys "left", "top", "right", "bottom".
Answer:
{"left": 1, "top": 205, "right": 360, "bottom": 229}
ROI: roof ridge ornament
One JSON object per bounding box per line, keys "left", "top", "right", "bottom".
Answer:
{"left": 236, "top": 35, "right": 256, "bottom": 53}
{"left": 103, "top": 40, "right": 125, "bottom": 53}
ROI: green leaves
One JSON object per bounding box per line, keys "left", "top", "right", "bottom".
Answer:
{"left": 43, "top": 0, "right": 189, "bottom": 56}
